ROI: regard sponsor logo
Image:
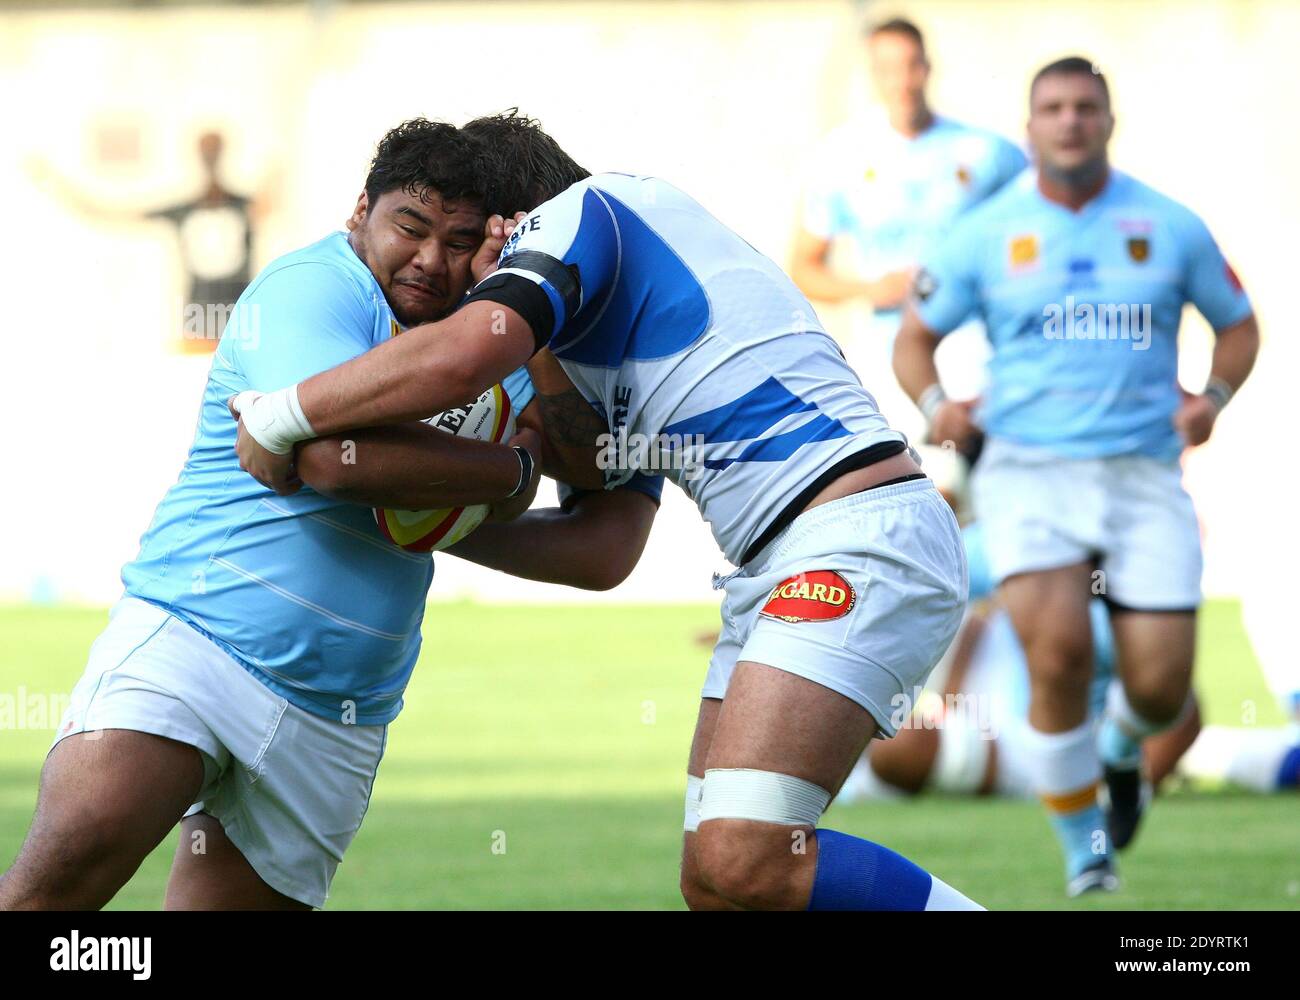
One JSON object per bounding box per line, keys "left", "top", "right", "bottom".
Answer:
{"left": 50, "top": 931, "right": 151, "bottom": 981}
{"left": 759, "top": 570, "right": 856, "bottom": 623}
{"left": 1042, "top": 295, "right": 1152, "bottom": 351}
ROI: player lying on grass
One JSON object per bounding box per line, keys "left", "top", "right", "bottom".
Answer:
{"left": 0, "top": 119, "right": 655, "bottom": 911}
{"left": 231, "top": 112, "right": 980, "bottom": 911}
{"left": 893, "top": 58, "right": 1259, "bottom": 895}
{"left": 837, "top": 519, "right": 1300, "bottom": 803}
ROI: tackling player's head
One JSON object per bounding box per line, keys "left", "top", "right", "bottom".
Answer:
{"left": 462, "top": 110, "right": 590, "bottom": 214}
{"left": 864, "top": 17, "right": 930, "bottom": 133}
{"left": 347, "top": 118, "right": 489, "bottom": 327}
{"left": 1027, "top": 57, "right": 1114, "bottom": 186}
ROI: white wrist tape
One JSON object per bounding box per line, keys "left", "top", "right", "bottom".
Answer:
{"left": 918, "top": 383, "right": 948, "bottom": 423}
{"left": 236, "top": 385, "right": 315, "bottom": 455}
{"left": 698, "top": 768, "right": 831, "bottom": 827}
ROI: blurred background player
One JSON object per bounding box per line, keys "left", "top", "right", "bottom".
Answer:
{"left": 790, "top": 16, "right": 1025, "bottom": 444}
{"left": 893, "top": 57, "right": 1259, "bottom": 895}
{"left": 30, "top": 130, "right": 274, "bottom": 350}
{"left": 838, "top": 513, "right": 1299, "bottom": 804}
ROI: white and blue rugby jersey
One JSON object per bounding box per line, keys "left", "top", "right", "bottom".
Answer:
{"left": 803, "top": 113, "right": 1025, "bottom": 330}
{"left": 122, "top": 232, "right": 535, "bottom": 725}
{"left": 916, "top": 169, "right": 1252, "bottom": 460}
{"left": 470, "top": 173, "right": 905, "bottom": 565}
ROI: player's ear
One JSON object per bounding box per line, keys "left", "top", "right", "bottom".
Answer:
{"left": 346, "top": 191, "right": 369, "bottom": 232}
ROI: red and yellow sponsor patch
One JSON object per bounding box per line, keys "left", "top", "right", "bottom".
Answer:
{"left": 759, "top": 570, "right": 856, "bottom": 623}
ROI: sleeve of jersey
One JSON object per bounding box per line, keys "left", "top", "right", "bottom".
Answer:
{"left": 500, "top": 366, "right": 536, "bottom": 416}
{"left": 1182, "top": 214, "right": 1253, "bottom": 332}
{"left": 229, "top": 262, "right": 376, "bottom": 388}
{"left": 913, "top": 221, "right": 982, "bottom": 335}
{"left": 461, "top": 186, "right": 619, "bottom": 351}
{"left": 556, "top": 473, "right": 665, "bottom": 514}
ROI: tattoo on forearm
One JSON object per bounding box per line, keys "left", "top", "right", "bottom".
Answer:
{"left": 536, "top": 388, "right": 608, "bottom": 447}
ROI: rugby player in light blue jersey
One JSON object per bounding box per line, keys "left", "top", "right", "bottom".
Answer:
{"left": 791, "top": 17, "right": 1024, "bottom": 447}
{"left": 893, "top": 58, "right": 1260, "bottom": 896}
{"left": 792, "top": 17, "right": 1025, "bottom": 321}
{"left": 0, "top": 120, "right": 658, "bottom": 911}
{"left": 234, "top": 113, "right": 981, "bottom": 911}
{"left": 841, "top": 521, "right": 1299, "bottom": 803}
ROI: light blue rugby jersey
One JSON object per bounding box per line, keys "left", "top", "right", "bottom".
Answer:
{"left": 916, "top": 169, "right": 1252, "bottom": 460}
{"left": 122, "top": 232, "right": 535, "bottom": 725}
{"left": 965, "top": 522, "right": 1113, "bottom": 716}
{"left": 803, "top": 114, "right": 1026, "bottom": 329}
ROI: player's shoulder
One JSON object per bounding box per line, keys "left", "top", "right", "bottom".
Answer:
{"left": 1106, "top": 170, "right": 1207, "bottom": 232}
{"left": 246, "top": 232, "right": 379, "bottom": 304}
{"left": 933, "top": 115, "right": 1022, "bottom": 158}
{"left": 946, "top": 167, "right": 1037, "bottom": 239}
{"left": 506, "top": 173, "right": 667, "bottom": 257}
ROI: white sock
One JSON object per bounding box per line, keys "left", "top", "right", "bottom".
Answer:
{"left": 926, "top": 874, "right": 986, "bottom": 911}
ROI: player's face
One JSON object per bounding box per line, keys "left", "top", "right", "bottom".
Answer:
{"left": 347, "top": 187, "right": 485, "bottom": 327}
{"left": 1027, "top": 73, "right": 1113, "bottom": 176}
{"left": 867, "top": 32, "right": 928, "bottom": 119}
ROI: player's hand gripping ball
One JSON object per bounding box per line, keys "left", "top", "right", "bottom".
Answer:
{"left": 373, "top": 384, "right": 514, "bottom": 551}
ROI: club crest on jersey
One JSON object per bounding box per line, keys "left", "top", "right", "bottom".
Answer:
{"left": 1127, "top": 236, "right": 1151, "bottom": 263}
{"left": 760, "top": 570, "right": 856, "bottom": 623}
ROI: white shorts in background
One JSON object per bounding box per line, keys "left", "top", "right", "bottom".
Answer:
{"left": 971, "top": 437, "right": 1203, "bottom": 611}
{"left": 702, "top": 479, "right": 967, "bottom": 737}
{"left": 52, "top": 597, "right": 387, "bottom": 908}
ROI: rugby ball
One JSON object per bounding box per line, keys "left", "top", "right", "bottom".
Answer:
{"left": 373, "top": 384, "right": 514, "bottom": 552}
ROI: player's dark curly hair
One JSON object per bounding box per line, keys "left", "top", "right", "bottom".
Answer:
{"left": 463, "top": 109, "right": 591, "bottom": 215}
{"left": 363, "top": 118, "right": 489, "bottom": 211}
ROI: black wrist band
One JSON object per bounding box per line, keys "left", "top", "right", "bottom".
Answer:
{"left": 506, "top": 445, "right": 534, "bottom": 499}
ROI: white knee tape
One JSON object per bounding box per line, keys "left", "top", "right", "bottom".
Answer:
{"left": 684, "top": 774, "right": 703, "bottom": 832}
{"left": 932, "top": 710, "right": 990, "bottom": 794}
{"left": 697, "top": 768, "right": 831, "bottom": 826}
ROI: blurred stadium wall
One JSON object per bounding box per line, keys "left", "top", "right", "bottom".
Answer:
{"left": 0, "top": 0, "right": 1293, "bottom": 605}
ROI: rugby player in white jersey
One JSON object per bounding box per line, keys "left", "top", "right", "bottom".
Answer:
{"left": 893, "top": 59, "right": 1259, "bottom": 895}
{"left": 232, "top": 113, "right": 980, "bottom": 911}
{"left": 0, "top": 120, "right": 659, "bottom": 910}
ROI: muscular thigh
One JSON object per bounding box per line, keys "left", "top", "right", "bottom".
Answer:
{"left": 705, "top": 661, "right": 878, "bottom": 796}
{"left": 1001, "top": 562, "right": 1096, "bottom": 659}
{"left": 165, "top": 814, "right": 309, "bottom": 911}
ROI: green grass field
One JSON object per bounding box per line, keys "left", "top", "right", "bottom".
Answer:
{"left": 0, "top": 600, "right": 1295, "bottom": 910}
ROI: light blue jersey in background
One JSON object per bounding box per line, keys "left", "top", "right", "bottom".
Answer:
{"left": 802, "top": 113, "right": 1026, "bottom": 335}
{"left": 123, "top": 232, "right": 535, "bottom": 724}
{"left": 916, "top": 169, "right": 1252, "bottom": 460}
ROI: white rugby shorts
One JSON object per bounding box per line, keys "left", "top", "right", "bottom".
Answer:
{"left": 702, "top": 479, "right": 967, "bottom": 737}
{"left": 52, "top": 597, "right": 387, "bottom": 908}
{"left": 970, "top": 437, "right": 1202, "bottom": 610}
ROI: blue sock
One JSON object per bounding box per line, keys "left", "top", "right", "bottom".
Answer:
{"left": 1049, "top": 804, "right": 1109, "bottom": 879}
{"left": 1098, "top": 715, "right": 1141, "bottom": 770}
{"left": 808, "top": 829, "right": 980, "bottom": 910}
